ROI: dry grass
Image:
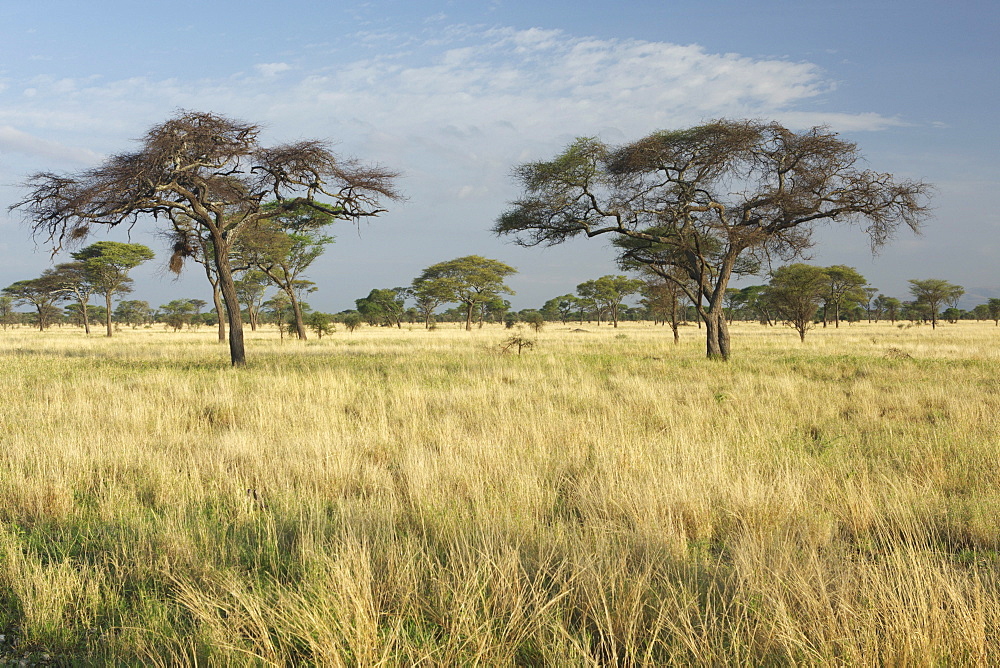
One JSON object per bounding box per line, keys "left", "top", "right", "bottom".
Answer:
{"left": 0, "top": 320, "right": 998, "bottom": 665}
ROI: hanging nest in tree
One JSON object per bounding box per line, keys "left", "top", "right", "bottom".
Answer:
{"left": 168, "top": 231, "right": 199, "bottom": 274}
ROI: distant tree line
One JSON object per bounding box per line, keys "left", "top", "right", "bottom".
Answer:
{"left": 6, "top": 253, "right": 995, "bottom": 340}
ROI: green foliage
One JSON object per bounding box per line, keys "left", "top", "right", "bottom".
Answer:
{"left": 908, "top": 279, "right": 964, "bottom": 329}
{"left": 114, "top": 300, "right": 153, "bottom": 328}
{"left": 519, "top": 310, "right": 545, "bottom": 332}
{"left": 341, "top": 313, "right": 362, "bottom": 333}
{"left": 305, "top": 312, "right": 334, "bottom": 338}
{"left": 0, "top": 295, "right": 16, "bottom": 329}
{"left": 235, "top": 202, "right": 337, "bottom": 340}
{"left": 70, "top": 242, "right": 154, "bottom": 336}
{"left": 415, "top": 256, "right": 517, "bottom": 330}
{"left": 356, "top": 288, "right": 406, "bottom": 327}
{"left": 159, "top": 299, "right": 197, "bottom": 332}
{"left": 874, "top": 294, "right": 902, "bottom": 322}
{"left": 499, "top": 333, "right": 536, "bottom": 354}
{"left": 767, "top": 264, "right": 829, "bottom": 341}
{"left": 496, "top": 120, "right": 929, "bottom": 360}
{"left": 71, "top": 242, "right": 154, "bottom": 292}
{"left": 576, "top": 275, "right": 644, "bottom": 327}
{"left": 821, "top": 265, "right": 868, "bottom": 327}
{"left": 2, "top": 274, "right": 69, "bottom": 331}
{"left": 988, "top": 298, "right": 1000, "bottom": 325}
{"left": 540, "top": 295, "right": 580, "bottom": 323}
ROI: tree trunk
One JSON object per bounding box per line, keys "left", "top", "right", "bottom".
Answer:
{"left": 718, "top": 312, "right": 731, "bottom": 359}
{"left": 704, "top": 311, "right": 725, "bottom": 359}
{"left": 212, "top": 241, "right": 247, "bottom": 366}
{"left": 81, "top": 300, "right": 91, "bottom": 335}
{"left": 671, "top": 298, "right": 680, "bottom": 344}
{"left": 465, "top": 303, "right": 474, "bottom": 331}
{"left": 213, "top": 283, "right": 226, "bottom": 342}
{"left": 287, "top": 289, "right": 308, "bottom": 340}
{"left": 105, "top": 292, "right": 113, "bottom": 337}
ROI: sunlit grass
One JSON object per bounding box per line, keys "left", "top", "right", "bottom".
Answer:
{"left": 1, "top": 320, "right": 998, "bottom": 664}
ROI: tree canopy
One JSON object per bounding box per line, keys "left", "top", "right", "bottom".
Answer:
{"left": 576, "top": 275, "right": 643, "bottom": 328}
{"left": 908, "top": 279, "right": 964, "bottom": 329}
{"left": 495, "top": 119, "right": 930, "bottom": 359}
{"left": 71, "top": 241, "right": 154, "bottom": 337}
{"left": 2, "top": 275, "right": 67, "bottom": 331}
{"left": 234, "top": 201, "right": 337, "bottom": 340}
{"left": 10, "top": 110, "right": 400, "bottom": 365}
{"left": 414, "top": 256, "right": 517, "bottom": 331}
{"left": 767, "top": 264, "right": 829, "bottom": 341}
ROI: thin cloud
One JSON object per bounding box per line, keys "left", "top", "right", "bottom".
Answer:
{"left": 0, "top": 25, "right": 898, "bottom": 139}
{"left": 254, "top": 62, "right": 293, "bottom": 78}
{"left": 0, "top": 125, "right": 101, "bottom": 164}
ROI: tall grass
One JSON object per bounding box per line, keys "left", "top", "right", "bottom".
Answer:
{"left": 0, "top": 321, "right": 998, "bottom": 665}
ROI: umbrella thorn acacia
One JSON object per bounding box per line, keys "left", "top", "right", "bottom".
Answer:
{"left": 9, "top": 110, "right": 401, "bottom": 366}
{"left": 494, "top": 119, "right": 930, "bottom": 360}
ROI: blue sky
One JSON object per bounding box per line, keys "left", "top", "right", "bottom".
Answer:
{"left": 1, "top": 0, "right": 997, "bottom": 311}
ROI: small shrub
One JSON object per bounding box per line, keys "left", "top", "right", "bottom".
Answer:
{"left": 342, "top": 313, "right": 362, "bottom": 333}
{"left": 500, "top": 335, "right": 535, "bottom": 355}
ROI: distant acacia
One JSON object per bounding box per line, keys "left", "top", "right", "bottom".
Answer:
{"left": 908, "top": 279, "right": 964, "bottom": 329}
{"left": 414, "top": 256, "right": 517, "bottom": 331}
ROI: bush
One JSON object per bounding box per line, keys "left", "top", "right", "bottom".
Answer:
{"left": 342, "top": 313, "right": 362, "bottom": 333}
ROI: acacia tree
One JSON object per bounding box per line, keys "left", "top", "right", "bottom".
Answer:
{"left": 540, "top": 295, "right": 580, "bottom": 324}
{"left": 874, "top": 294, "right": 902, "bottom": 323}
{"left": 988, "top": 297, "right": 1000, "bottom": 326}
{"left": 234, "top": 270, "right": 269, "bottom": 332}
{"left": 72, "top": 241, "right": 154, "bottom": 337}
{"left": 495, "top": 120, "right": 929, "bottom": 360}
{"left": 234, "top": 201, "right": 336, "bottom": 340}
{"left": 414, "top": 256, "right": 517, "bottom": 331}
{"left": 408, "top": 277, "right": 452, "bottom": 329}
{"left": 766, "top": 263, "right": 828, "bottom": 341}
{"left": 908, "top": 279, "right": 964, "bottom": 329}
{"left": 356, "top": 288, "right": 405, "bottom": 327}
{"left": 11, "top": 111, "right": 400, "bottom": 366}
{"left": 862, "top": 286, "right": 879, "bottom": 323}
{"left": 115, "top": 300, "right": 153, "bottom": 328}
{"left": 49, "top": 262, "right": 96, "bottom": 334}
{"left": 167, "top": 223, "right": 228, "bottom": 342}
{"left": 576, "top": 275, "right": 644, "bottom": 328}
{"left": 821, "top": 265, "right": 867, "bottom": 328}
{"left": 3, "top": 274, "right": 68, "bottom": 331}
{"left": 160, "top": 299, "right": 196, "bottom": 331}
{"left": 731, "top": 285, "right": 774, "bottom": 326}
{"left": 640, "top": 276, "right": 687, "bottom": 342}
{"left": 0, "top": 296, "right": 16, "bottom": 329}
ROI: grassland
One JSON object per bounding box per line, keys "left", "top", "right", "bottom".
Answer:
{"left": 0, "top": 321, "right": 998, "bottom": 665}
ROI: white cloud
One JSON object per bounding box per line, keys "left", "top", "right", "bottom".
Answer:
{"left": 254, "top": 62, "right": 293, "bottom": 78}
{"left": 0, "top": 26, "right": 899, "bottom": 154}
{"left": 0, "top": 125, "right": 101, "bottom": 164}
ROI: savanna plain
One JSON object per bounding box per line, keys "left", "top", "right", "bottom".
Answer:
{"left": 0, "top": 321, "right": 998, "bottom": 666}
